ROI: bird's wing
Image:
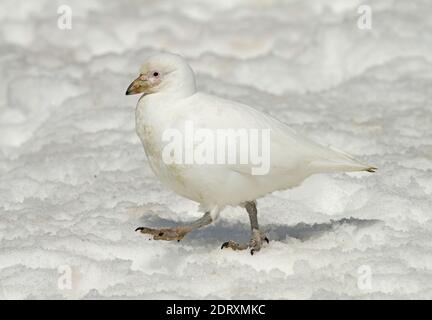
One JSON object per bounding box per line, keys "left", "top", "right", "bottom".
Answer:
{"left": 173, "top": 92, "right": 374, "bottom": 176}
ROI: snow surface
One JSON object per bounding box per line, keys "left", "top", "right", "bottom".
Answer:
{"left": 1, "top": 0, "right": 432, "bottom": 299}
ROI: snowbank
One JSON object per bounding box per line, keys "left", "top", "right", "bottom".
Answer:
{"left": 0, "top": 0, "right": 432, "bottom": 299}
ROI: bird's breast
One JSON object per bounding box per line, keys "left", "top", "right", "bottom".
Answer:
{"left": 135, "top": 103, "right": 187, "bottom": 186}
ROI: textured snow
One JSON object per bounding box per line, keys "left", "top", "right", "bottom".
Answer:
{"left": 1, "top": 0, "right": 432, "bottom": 299}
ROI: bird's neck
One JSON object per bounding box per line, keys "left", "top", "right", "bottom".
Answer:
{"left": 159, "top": 69, "right": 197, "bottom": 99}
{"left": 139, "top": 89, "right": 195, "bottom": 107}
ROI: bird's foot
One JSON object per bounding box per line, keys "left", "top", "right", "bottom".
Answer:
{"left": 135, "top": 226, "right": 189, "bottom": 241}
{"left": 221, "top": 229, "right": 269, "bottom": 255}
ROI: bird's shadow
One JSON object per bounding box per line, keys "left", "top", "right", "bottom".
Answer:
{"left": 137, "top": 215, "right": 382, "bottom": 244}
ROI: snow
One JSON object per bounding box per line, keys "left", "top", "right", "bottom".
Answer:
{"left": 1, "top": 0, "right": 432, "bottom": 299}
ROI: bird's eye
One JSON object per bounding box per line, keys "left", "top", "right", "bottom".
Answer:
{"left": 153, "top": 72, "right": 159, "bottom": 77}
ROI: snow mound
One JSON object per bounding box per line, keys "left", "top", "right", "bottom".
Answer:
{"left": 1, "top": 0, "right": 432, "bottom": 299}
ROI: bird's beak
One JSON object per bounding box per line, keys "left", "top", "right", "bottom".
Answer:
{"left": 125, "top": 75, "right": 150, "bottom": 95}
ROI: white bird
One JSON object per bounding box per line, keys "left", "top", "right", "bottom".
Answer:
{"left": 126, "top": 52, "right": 376, "bottom": 254}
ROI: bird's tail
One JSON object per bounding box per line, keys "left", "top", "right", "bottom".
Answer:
{"left": 308, "top": 145, "right": 377, "bottom": 174}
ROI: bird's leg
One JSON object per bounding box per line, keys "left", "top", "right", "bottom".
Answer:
{"left": 245, "top": 201, "right": 269, "bottom": 254}
{"left": 221, "top": 201, "right": 269, "bottom": 255}
{"left": 135, "top": 211, "right": 212, "bottom": 241}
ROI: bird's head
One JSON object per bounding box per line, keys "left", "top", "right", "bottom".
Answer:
{"left": 125, "top": 52, "right": 196, "bottom": 98}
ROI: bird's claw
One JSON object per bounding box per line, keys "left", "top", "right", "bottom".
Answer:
{"left": 221, "top": 230, "right": 269, "bottom": 255}
{"left": 135, "top": 226, "right": 188, "bottom": 241}
{"left": 221, "top": 240, "right": 248, "bottom": 250}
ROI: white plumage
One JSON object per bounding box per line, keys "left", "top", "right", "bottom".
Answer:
{"left": 127, "top": 52, "right": 375, "bottom": 253}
